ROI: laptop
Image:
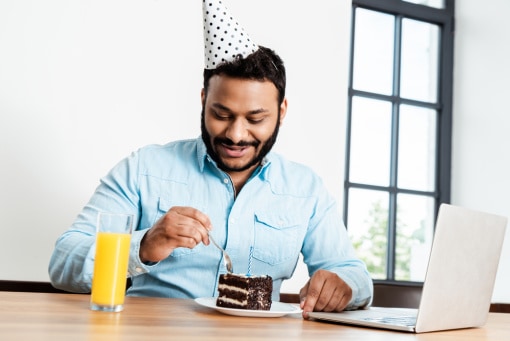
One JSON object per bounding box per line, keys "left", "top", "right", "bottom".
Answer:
{"left": 309, "top": 204, "right": 507, "bottom": 333}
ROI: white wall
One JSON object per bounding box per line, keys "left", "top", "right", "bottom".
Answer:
{"left": 2, "top": 0, "right": 509, "bottom": 303}
{"left": 0, "top": 0, "right": 350, "bottom": 293}
{"left": 452, "top": 0, "right": 510, "bottom": 303}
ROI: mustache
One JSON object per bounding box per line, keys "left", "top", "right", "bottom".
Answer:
{"left": 213, "top": 137, "right": 260, "bottom": 148}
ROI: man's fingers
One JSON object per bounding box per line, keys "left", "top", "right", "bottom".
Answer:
{"left": 171, "top": 206, "right": 212, "bottom": 245}
{"left": 300, "top": 270, "right": 353, "bottom": 319}
{"left": 140, "top": 206, "right": 212, "bottom": 262}
{"left": 335, "top": 292, "right": 351, "bottom": 312}
{"left": 301, "top": 278, "right": 323, "bottom": 318}
{"left": 173, "top": 206, "right": 212, "bottom": 230}
{"left": 322, "top": 287, "right": 347, "bottom": 312}
{"left": 299, "top": 282, "right": 308, "bottom": 308}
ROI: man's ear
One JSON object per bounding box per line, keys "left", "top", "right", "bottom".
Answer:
{"left": 279, "top": 98, "right": 288, "bottom": 125}
{"left": 201, "top": 89, "right": 206, "bottom": 106}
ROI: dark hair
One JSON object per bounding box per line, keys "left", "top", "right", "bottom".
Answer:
{"left": 203, "top": 46, "right": 286, "bottom": 106}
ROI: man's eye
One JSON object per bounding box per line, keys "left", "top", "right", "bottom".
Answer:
{"left": 248, "top": 118, "right": 264, "bottom": 124}
{"left": 213, "top": 112, "right": 230, "bottom": 120}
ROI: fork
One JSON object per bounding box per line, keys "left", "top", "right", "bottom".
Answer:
{"left": 208, "top": 232, "right": 233, "bottom": 273}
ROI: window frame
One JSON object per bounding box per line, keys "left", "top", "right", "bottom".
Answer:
{"left": 344, "top": 0, "right": 455, "bottom": 284}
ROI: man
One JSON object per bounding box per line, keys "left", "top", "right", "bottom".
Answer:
{"left": 49, "top": 0, "right": 373, "bottom": 318}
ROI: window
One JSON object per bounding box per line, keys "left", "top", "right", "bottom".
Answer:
{"left": 344, "top": 0, "right": 454, "bottom": 283}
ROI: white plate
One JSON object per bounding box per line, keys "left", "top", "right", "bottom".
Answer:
{"left": 194, "top": 297, "right": 302, "bottom": 317}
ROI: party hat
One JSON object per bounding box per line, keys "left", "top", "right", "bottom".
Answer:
{"left": 202, "top": 0, "right": 259, "bottom": 69}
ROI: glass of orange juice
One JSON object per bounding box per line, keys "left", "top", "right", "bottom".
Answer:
{"left": 90, "top": 212, "right": 133, "bottom": 312}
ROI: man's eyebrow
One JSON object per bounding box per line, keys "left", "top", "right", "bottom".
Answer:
{"left": 211, "top": 102, "right": 269, "bottom": 115}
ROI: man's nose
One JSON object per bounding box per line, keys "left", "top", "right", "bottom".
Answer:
{"left": 225, "top": 118, "right": 248, "bottom": 144}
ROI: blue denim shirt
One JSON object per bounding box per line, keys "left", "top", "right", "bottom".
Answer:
{"left": 49, "top": 137, "right": 372, "bottom": 308}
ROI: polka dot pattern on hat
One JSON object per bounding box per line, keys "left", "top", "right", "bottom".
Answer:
{"left": 202, "top": 0, "right": 258, "bottom": 69}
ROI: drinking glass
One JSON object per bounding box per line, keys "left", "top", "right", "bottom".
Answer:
{"left": 90, "top": 212, "right": 133, "bottom": 312}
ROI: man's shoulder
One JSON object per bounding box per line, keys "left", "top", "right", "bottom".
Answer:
{"left": 141, "top": 138, "right": 198, "bottom": 151}
{"left": 264, "top": 153, "right": 325, "bottom": 193}
{"left": 137, "top": 138, "right": 199, "bottom": 157}
{"left": 267, "top": 152, "right": 319, "bottom": 177}
{"left": 129, "top": 138, "right": 203, "bottom": 170}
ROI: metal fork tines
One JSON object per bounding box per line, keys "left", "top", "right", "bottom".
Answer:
{"left": 208, "top": 232, "right": 233, "bottom": 273}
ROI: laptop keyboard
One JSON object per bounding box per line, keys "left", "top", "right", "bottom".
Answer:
{"left": 361, "top": 315, "right": 417, "bottom": 327}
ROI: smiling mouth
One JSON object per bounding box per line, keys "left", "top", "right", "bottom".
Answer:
{"left": 219, "top": 144, "right": 251, "bottom": 158}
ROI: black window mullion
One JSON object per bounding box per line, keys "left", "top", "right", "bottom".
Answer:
{"left": 437, "top": 0, "right": 454, "bottom": 211}
{"left": 387, "top": 14, "right": 403, "bottom": 281}
{"left": 342, "top": 5, "right": 359, "bottom": 229}
{"left": 350, "top": 89, "right": 442, "bottom": 110}
{"left": 353, "top": 0, "right": 450, "bottom": 24}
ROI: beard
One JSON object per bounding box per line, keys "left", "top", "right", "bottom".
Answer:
{"left": 201, "top": 107, "right": 280, "bottom": 173}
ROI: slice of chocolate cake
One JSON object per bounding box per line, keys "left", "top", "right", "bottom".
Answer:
{"left": 216, "top": 273, "right": 273, "bottom": 310}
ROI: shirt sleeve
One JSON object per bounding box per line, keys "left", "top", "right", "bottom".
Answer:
{"left": 301, "top": 187, "right": 373, "bottom": 310}
{"left": 48, "top": 150, "right": 149, "bottom": 292}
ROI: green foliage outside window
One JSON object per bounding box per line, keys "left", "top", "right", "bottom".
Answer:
{"left": 351, "top": 200, "right": 426, "bottom": 281}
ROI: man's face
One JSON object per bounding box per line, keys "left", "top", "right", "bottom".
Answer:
{"left": 201, "top": 75, "right": 287, "bottom": 175}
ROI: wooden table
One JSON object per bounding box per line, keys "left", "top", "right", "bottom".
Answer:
{"left": 1, "top": 291, "right": 509, "bottom": 340}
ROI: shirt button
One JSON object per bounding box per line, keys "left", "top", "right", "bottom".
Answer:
{"left": 135, "top": 267, "right": 143, "bottom": 273}
{"left": 223, "top": 178, "right": 229, "bottom": 184}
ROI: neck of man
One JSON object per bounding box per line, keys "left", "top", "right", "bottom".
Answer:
{"left": 227, "top": 164, "right": 259, "bottom": 196}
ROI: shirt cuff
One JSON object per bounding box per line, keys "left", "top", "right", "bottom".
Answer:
{"left": 128, "top": 228, "right": 159, "bottom": 277}
{"left": 336, "top": 270, "right": 373, "bottom": 310}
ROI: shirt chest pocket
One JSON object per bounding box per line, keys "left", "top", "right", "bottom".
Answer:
{"left": 253, "top": 212, "right": 306, "bottom": 265}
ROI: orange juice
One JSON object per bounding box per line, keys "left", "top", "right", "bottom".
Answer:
{"left": 91, "top": 232, "right": 131, "bottom": 307}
